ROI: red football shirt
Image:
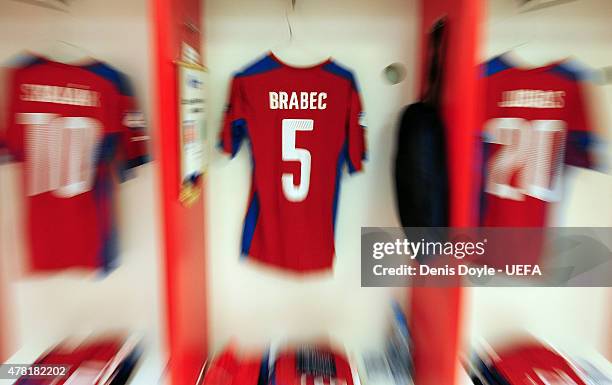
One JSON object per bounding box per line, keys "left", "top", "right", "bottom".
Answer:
{"left": 271, "top": 347, "right": 355, "bottom": 385}
{"left": 203, "top": 345, "right": 263, "bottom": 385}
{"left": 220, "top": 53, "right": 366, "bottom": 273}
{"left": 2, "top": 55, "right": 149, "bottom": 272}
{"left": 16, "top": 335, "right": 133, "bottom": 385}
{"left": 481, "top": 55, "right": 595, "bottom": 227}
{"left": 492, "top": 343, "right": 587, "bottom": 385}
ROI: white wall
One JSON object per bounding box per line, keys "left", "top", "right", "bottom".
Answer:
{"left": 465, "top": 0, "right": 612, "bottom": 360}
{"left": 205, "top": 0, "right": 418, "bottom": 353}
{"left": 0, "top": 1, "right": 166, "bottom": 383}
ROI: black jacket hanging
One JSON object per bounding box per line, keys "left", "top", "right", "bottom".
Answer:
{"left": 393, "top": 18, "right": 449, "bottom": 227}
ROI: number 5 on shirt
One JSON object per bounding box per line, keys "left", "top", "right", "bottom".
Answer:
{"left": 281, "top": 118, "right": 314, "bottom": 202}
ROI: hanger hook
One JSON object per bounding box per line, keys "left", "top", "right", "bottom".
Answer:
{"left": 285, "top": 0, "right": 295, "bottom": 41}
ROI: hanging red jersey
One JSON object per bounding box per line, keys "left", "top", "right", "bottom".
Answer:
{"left": 220, "top": 53, "right": 366, "bottom": 273}
{"left": 1, "top": 55, "right": 149, "bottom": 272}
{"left": 492, "top": 343, "right": 587, "bottom": 385}
{"left": 271, "top": 347, "right": 355, "bottom": 385}
{"left": 481, "top": 55, "right": 595, "bottom": 227}
{"left": 15, "top": 335, "right": 141, "bottom": 385}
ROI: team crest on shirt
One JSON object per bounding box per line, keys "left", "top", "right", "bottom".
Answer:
{"left": 123, "top": 110, "right": 146, "bottom": 129}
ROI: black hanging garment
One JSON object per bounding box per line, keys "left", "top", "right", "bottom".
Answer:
{"left": 394, "top": 18, "right": 449, "bottom": 227}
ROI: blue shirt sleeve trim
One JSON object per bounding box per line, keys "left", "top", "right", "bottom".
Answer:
{"left": 236, "top": 55, "right": 282, "bottom": 78}
{"left": 322, "top": 61, "right": 359, "bottom": 91}
{"left": 548, "top": 61, "right": 592, "bottom": 82}
{"left": 241, "top": 191, "right": 261, "bottom": 257}
{"left": 484, "top": 56, "right": 513, "bottom": 77}
{"left": 82, "top": 62, "right": 134, "bottom": 95}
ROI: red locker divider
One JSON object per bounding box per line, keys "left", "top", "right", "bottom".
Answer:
{"left": 151, "top": 0, "right": 208, "bottom": 384}
{"left": 0, "top": 281, "right": 5, "bottom": 361}
{"left": 410, "top": 1, "right": 484, "bottom": 385}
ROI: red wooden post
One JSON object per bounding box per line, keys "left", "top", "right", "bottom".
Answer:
{"left": 151, "top": 0, "right": 208, "bottom": 384}
{"left": 410, "top": 1, "right": 484, "bottom": 384}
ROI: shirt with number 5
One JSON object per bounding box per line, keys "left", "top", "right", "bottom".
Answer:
{"left": 220, "top": 53, "right": 366, "bottom": 273}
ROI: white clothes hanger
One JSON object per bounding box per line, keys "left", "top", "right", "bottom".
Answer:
{"left": 34, "top": 38, "right": 94, "bottom": 64}
{"left": 496, "top": 35, "right": 573, "bottom": 70}
{"left": 270, "top": 0, "right": 329, "bottom": 67}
